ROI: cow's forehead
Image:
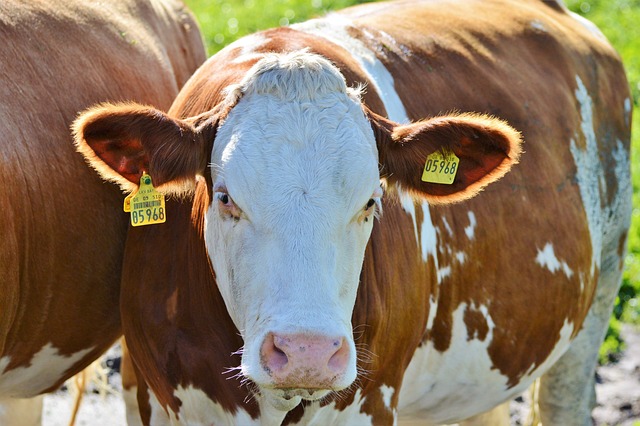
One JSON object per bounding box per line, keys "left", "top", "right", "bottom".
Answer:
{"left": 211, "top": 52, "right": 380, "bottom": 220}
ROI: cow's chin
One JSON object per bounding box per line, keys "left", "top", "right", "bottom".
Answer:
{"left": 263, "top": 388, "right": 331, "bottom": 411}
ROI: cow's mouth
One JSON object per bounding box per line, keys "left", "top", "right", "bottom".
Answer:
{"left": 263, "top": 388, "right": 331, "bottom": 411}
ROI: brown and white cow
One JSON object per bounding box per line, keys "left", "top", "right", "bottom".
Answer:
{"left": 0, "top": 0, "right": 205, "bottom": 423}
{"left": 74, "top": 0, "right": 631, "bottom": 424}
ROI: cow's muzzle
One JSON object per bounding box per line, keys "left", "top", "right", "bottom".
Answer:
{"left": 259, "top": 332, "right": 351, "bottom": 390}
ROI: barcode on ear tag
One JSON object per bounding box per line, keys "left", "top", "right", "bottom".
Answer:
{"left": 129, "top": 172, "right": 166, "bottom": 226}
{"left": 421, "top": 151, "right": 459, "bottom": 185}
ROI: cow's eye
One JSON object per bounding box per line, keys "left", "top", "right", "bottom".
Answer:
{"left": 218, "top": 193, "right": 230, "bottom": 205}
{"left": 215, "top": 191, "right": 242, "bottom": 220}
{"left": 357, "top": 186, "right": 383, "bottom": 224}
{"left": 358, "top": 197, "right": 381, "bottom": 224}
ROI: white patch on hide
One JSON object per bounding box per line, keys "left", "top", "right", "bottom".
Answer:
{"left": 292, "top": 388, "right": 374, "bottom": 425}
{"left": 0, "top": 344, "right": 93, "bottom": 398}
{"left": 569, "top": 12, "right": 607, "bottom": 41}
{"left": 380, "top": 384, "right": 395, "bottom": 411}
{"left": 437, "top": 265, "right": 451, "bottom": 283}
{"left": 169, "top": 386, "right": 257, "bottom": 426}
{"left": 442, "top": 217, "right": 453, "bottom": 237}
{"left": 398, "top": 193, "right": 439, "bottom": 266}
{"left": 292, "top": 15, "right": 410, "bottom": 124}
{"left": 535, "top": 243, "right": 574, "bottom": 278}
{"left": 530, "top": 20, "right": 547, "bottom": 32}
{"left": 397, "top": 304, "right": 575, "bottom": 424}
{"left": 570, "top": 76, "right": 604, "bottom": 275}
{"left": 218, "top": 33, "right": 269, "bottom": 64}
{"left": 464, "top": 211, "right": 477, "bottom": 240}
{"left": 624, "top": 97, "right": 631, "bottom": 127}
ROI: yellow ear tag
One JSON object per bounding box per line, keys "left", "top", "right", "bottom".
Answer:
{"left": 421, "top": 151, "right": 460, "bottom": 185}
{"left": 123, "top": 190, "right": 137, "bottom": 213}
{"left": 129, "top": 172, "right": 166, "bottom": 226}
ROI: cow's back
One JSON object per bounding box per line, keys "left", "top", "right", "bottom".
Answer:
{"left": 0, "top": 0, "right": 205, "bottom": 398}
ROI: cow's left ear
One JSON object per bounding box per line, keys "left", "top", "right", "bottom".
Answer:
{"left": 73, "top": 103, "right": 217, "bottom": 195}
{"left": 369, "top": 110, "right": 522, "bottom": 204}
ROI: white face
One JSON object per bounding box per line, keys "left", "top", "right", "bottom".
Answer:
{"left": 203, "top": 52, "right": 381, "bottom": 409}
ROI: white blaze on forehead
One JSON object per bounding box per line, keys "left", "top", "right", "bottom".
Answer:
{"left": 0, "top": 344, "right": 93, "bottom": 398}
{"left": 225, "top": 50, "right": 355, "bottom": 103}
{"left": 213, "top": 51, "right": 380, "bottom": 225}
{"left": 535, "top": 243, "right": 574, "bottom": 278}
{"left": 624, "top": 97, "right": 631, "bottom": 127}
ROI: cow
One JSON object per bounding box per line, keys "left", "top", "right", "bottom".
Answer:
{"left": 73, "top": 0, "right": 632, "bottom": 424}
{"left": 0, "top": 0, "right": 205, "bottom": 423}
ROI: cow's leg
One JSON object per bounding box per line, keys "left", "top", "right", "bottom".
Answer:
{"left": 539, "top": 245, "right": 624, "bottom": 425}
{"left": 457, "top": 401, "right": 510, "bottom": 426}
{"left": 121, "top": 338, "right": 143, "bottom": 426}
{"left": 120, "top": 338, "right": 172, "bottom": 426}
{"left": 0, "top": 395, "right": 44, "bottom": 425}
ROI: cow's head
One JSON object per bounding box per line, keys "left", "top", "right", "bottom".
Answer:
{"left": 73, "top": 51, "right": 521, "bottom": 411}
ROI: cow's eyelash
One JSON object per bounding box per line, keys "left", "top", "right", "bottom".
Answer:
{"left": 361, "top": 198, "right": 382, "bottom": 223}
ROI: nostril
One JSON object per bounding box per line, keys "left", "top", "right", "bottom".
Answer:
{"left": 327, "top": 337, "right": 349, "bottom": 373}
{"left": 262, "top": 333, "right": 289, "bottom": 373}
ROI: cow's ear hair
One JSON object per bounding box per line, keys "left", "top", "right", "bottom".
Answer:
{"left": 368, "top": 108, "right": 522, "bottom": 204}
{"left": 73, "top": 103, "right": 217, "bottom": 195}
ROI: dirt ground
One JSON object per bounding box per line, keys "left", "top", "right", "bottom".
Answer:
{"left": 42, "top": 326, "right": 640, "bottom": 426}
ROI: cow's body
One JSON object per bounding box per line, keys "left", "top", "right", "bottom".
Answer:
{"left": 75, "top": 0, "right": 631, "bottom": 425}
{"left": 0, "top": 0, "right": 205, "bottom": 423}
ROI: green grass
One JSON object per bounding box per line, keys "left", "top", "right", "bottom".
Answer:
{"left": 185, "top": 0, "right": 374, "bottom": 54}
{"left": 183, "top": 0, "right": 640, "bottom": 362}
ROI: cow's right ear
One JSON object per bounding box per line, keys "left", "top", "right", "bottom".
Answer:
{"left": 367, "top": 108, "right": 522, "bottom": 204}
{"left": 73, "top": 103, "right": 216, "bottom": 194}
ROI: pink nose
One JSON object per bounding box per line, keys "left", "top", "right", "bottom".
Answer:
{"left": 260, "top": 333, "right": 350, "bottom": 389}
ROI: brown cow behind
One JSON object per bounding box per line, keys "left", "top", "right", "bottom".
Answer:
{"left": 0, "top": 0, "right": 205, "bottom": 423}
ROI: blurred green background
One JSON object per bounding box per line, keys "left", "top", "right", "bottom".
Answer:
{"left": 183, "top": 0, "right": 640, "bottom": 362}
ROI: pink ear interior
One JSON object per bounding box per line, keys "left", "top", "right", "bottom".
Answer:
{"left": 373, "top": 111, "right": 522, "bottom": 204}
{"left": 73, "top": 103, "right": 214, "bottom": 195}
{"left": 85, "top": 131, "right": 149, "bottom": 185}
